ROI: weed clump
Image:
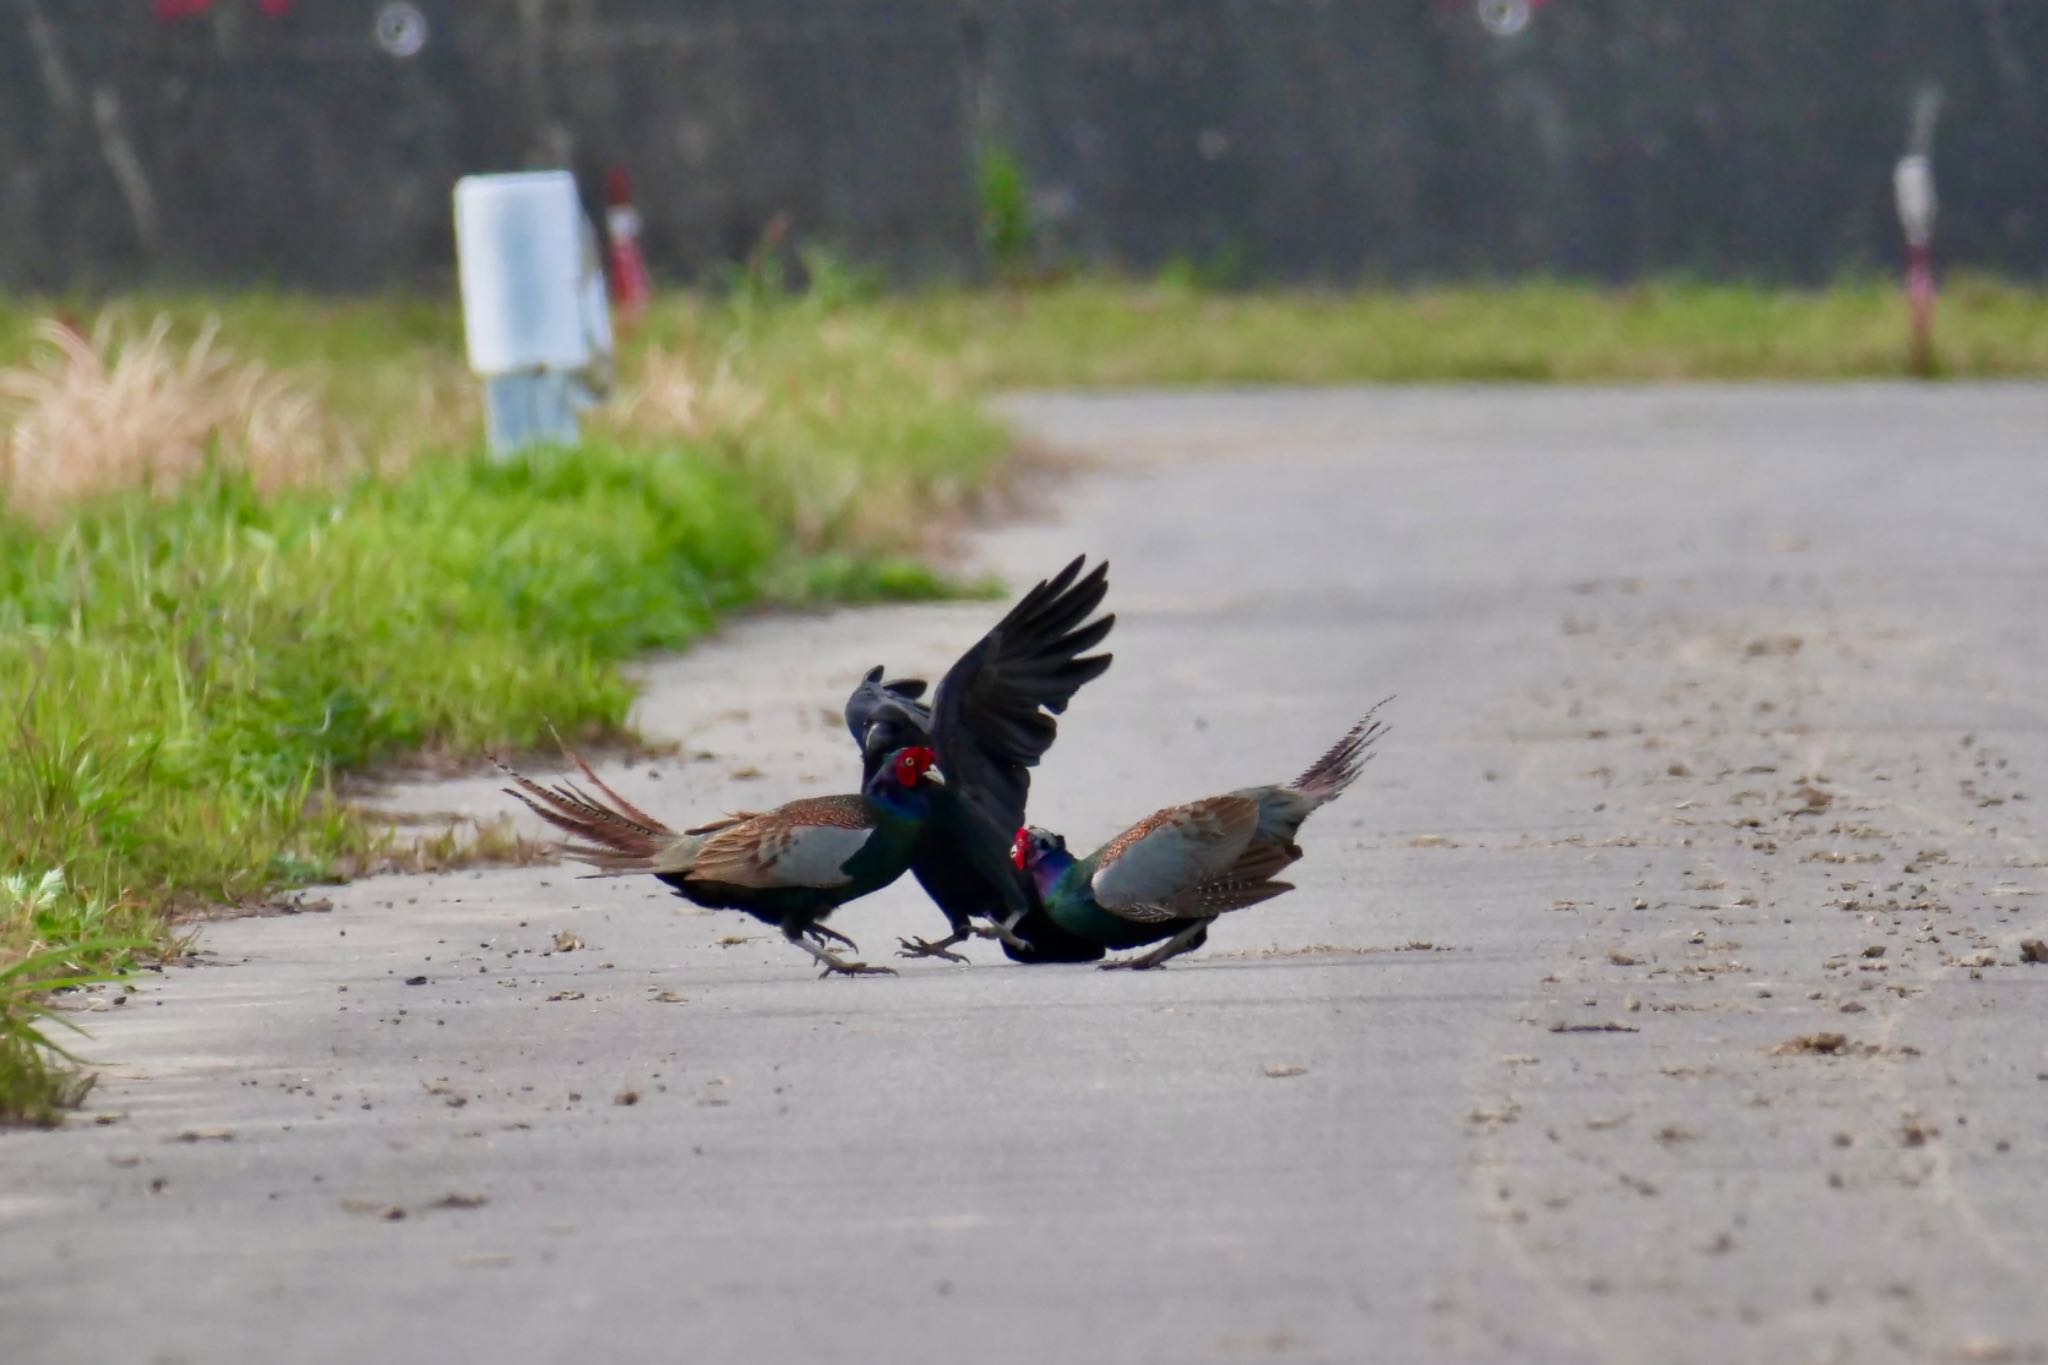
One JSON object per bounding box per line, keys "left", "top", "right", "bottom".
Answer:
{"left": 0, "top": 315, "right": 355, "bottom": 520}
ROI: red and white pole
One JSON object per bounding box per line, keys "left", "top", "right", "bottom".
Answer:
{"left": 1894, "top": 154, "right": 1937, "bottom": 378}
{"left": 603, "top": 167, "right": 654, "bottom": 330}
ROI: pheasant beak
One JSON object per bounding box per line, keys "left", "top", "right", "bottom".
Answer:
{"left": 923, "top": 764, "right": 947, "bottom": 789}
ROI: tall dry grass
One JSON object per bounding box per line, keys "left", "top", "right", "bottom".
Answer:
{"left": 0, "top": 299, "right": 1002, "bottom": 553}
{"left": 0, "top": 314, "right": 358, "bottom": 520}
{"left": 602, "top": 346, "right": 772, "bottom": 441}
{"left": 593, "top": 312, "right": 998, "bottom": 553}
{"left": 594, "top": 345, "right": 849, "bottom": 539}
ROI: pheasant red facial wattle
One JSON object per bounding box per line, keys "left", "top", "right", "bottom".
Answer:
{"left": 892, "top": 746, "right": 939, "bottom": 789}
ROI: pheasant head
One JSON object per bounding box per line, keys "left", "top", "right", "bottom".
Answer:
{"left": 865, "top": 745, "right": 947, "bottom": 818}
{"left": 1011, "top": 824, "right": 1073, "bottom": 896}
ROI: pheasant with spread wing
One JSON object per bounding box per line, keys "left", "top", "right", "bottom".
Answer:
{"left": 843, "top": 554, "right": 1114, "bottom": 962}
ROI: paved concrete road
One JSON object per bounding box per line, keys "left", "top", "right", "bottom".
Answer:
{"left": 7, "top": 386, "right": 2047, "bottom": 1365}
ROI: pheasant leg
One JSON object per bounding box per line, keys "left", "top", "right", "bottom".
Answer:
{"left": 1100, "top": 922, "right": 1210, "bottom": 972}
{"left": 786, "top": 922, "right": 896, "bottom": 978}
{"left": 805, "top": 923, "right": 859, "bottom": 951}
{"left": 971, "top": 912, "right": 1034, "bottom": 953}
{"left": 896, "top": 932, "right": 972, "bottom": 964}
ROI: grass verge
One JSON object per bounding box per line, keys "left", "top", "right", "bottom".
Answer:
{"left": 880, "top": 274, "right": 2048, "bottom": 385}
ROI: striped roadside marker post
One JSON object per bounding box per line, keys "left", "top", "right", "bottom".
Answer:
{"left": 1894, "top": 87, "right": 1942, "bottom": 379}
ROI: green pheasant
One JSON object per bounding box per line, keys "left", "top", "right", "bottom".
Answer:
{"left": 501, "top": 744, "right": 947, "bottom": 977}
{"left": 1012, "top": 707, "right": 1389, "bottom": 968}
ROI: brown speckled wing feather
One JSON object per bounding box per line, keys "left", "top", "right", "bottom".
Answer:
{"left": 1104, "top": 833, "right": 1298, "bottom": 925}
{"left": 689, "top": 796, "right": 881, "bottom": 890}
{"left": 1089, "top": 794, "right": 1261, "bottom": 918}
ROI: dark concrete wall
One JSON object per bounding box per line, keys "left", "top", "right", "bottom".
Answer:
{"left": 3, "top": 1, "right": 2043, "bottom": 290}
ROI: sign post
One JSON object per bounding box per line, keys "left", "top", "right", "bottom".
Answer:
{"left": 1893, "top": 87, "right": 1942, "bottom": 379}
{"left": 453, "top": 171, "right": 612, "bottom": 457}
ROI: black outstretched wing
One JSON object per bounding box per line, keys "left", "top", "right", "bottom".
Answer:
{"left": 844, "top": 667, "right": 931, "bottom": 784}
{"left": 927, "top": 555, "right": 1114, "bottom": 835}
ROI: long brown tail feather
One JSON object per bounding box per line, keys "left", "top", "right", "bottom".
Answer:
{"left": 1289, "top": 696, "right": 1393, "bottom": 806}
{"left": 550, "top": 730, "right": 669, "bottom": 831}
{"left": 496, "top": 744, "right": 682, "bottom": 873}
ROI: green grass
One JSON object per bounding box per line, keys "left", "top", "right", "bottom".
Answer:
{"left": 0, "top": 871, "right": 142, "bottom": 1125}
{"left": 4, "top": 272, "right": 2048, "bottom": 1121}
{"left": 877, "top": 274, "right": 2048, "bottom": 386}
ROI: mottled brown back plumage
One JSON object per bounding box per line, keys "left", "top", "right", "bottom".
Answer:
{"left": 1096, "top": 794, "right": 1256, "bottom": 870}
